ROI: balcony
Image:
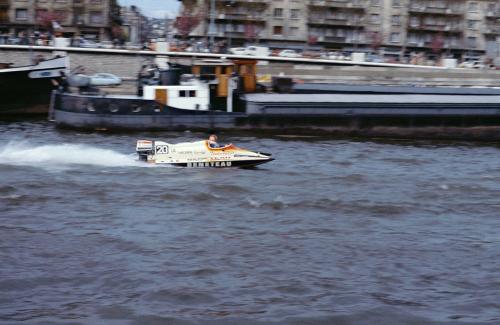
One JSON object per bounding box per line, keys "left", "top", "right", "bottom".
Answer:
{"left": 216, "top": 0, "right": 268, "bottom": 4}
{"left": 485, "top": 11, "right": 500, "bottom": 18}
{"left": 408, "top": 23, "right": 463, "bottom": 33}
{"left": 73, "top": 17, "right": 86, "bottom": 26}
{"left": 323, "top": 36, "right": 347, "bottom": 43}
{"left": 215, "top": 13, "right": 266, "bottom": 22}
{"left": 308, "top": 17, "right": 363, "bottom": 27}
{"left": 409, "top": 5, "right": 463, "bottom": 15}
{"left": 407, "top": 40, "right": 462, "bottom": 49}
{"left": 484, "top": 24, "right": 500, "bottom": 35}
{"left": 309, "top": 0, "right": 365, "bottom": 10}
{"left": 222, "top": 31, "right": 246, "bottom": 38}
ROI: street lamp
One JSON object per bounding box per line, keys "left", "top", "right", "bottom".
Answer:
{"left": 208, "top": 0, "right": 216, "bottom": 51}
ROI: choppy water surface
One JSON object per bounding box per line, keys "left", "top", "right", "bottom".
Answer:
{"left": 1, "top": 121, "right": 500, "bottom": 324}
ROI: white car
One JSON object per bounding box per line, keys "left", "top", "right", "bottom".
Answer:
{"left": 229, "top": 47, "right": 247, "bottom": 55}
{"left": 89, "top": 73, "right": 122, "bottom": 86}
{"left": 125, "top": 42, "right": 142, "bottom": 50}
{"left": 278, "top": 49, "right": 301, "bottom": 58}
{"left": 79, "top": 39, "right": 100, "bottom": 48}
{"left": 328, "top": 52, "right": 341, "bottom": 60}
{"left": 246, "top": 46, "right": 270, "bottom": 56}
{"left": 460, "top": 61, "right": 486, "bottom": 69}
{"left": 99, "top": 41, "right": 114, "bottom": 49}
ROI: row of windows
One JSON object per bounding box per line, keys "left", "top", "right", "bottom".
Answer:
{"left": 19, "top": 0, "right": 104, "bottom": 3}
{"left": 274, "top": 0, "right": 497, "bottom": 11}
{"left": 273, "top": 12, "right": 496, "bottom": 28}
{"left": 306, "top": 13, "right": 485, "bottom": 27}
{"left": 273, "top": 25, "right": 302, "bottom": 36}
{"left": 235, "top": 0, "right": 496, "bottom": 15}
{"left": 369, "top": 0, "right": 497, "bottom": 11}
{"left": 178, "top": 90, "right": 197, "bottom": 98}
{"left": 14, "top": 8, "right": 103, "bottom": 23}
{"left": 242, "top": 2, "right": 497, "bottom": 24}
{"left": 407, "top": 33, "right": 478, "bottom": 48}
{"left": 409, "top": 1, "right": 497, "bottom": 12}
{"left": 369, "top": 14, "right": 494, "bottom": 26}
{"left": 388, "top": 33, "right": 478, "bottom": 47}
{"left": 370, "top": 0, "right": 403, "bottom": 6}
{"left": 273, "top": 8, "right": 301, "bottom": 19}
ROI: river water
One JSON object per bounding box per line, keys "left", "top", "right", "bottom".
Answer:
{"left": 1, "top": 121, "right": 500, "bottom": 324}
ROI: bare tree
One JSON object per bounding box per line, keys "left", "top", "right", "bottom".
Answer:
{"left": 245, "top": 23, "right": 256, "bottom": 42}
{"left": 370, "top": 31, "right": 383, "bottom": 53}
{"left": 431, "top": 32, "right": 444, "bottom": 55}
{"left": 175, "top": 7, "right": 202, "bottom": 39}
{"left": 36, "top": 10, "right": 66, "bottom": 33}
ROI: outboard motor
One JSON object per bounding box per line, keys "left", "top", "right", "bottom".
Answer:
{"left": 136, "top": 140, "right": 154, "bottom": 161}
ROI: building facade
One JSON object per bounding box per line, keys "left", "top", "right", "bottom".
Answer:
{"left": 120, "top": 5, "right": 143, "bottom": 44}
{"left": 0, "top": 0, "right": 118, "bottom": 41}
{"left": 178, "top": 0, "right": 499, "bottom": 60}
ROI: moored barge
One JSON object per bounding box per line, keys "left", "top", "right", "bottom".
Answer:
{"left": 50, "top": 59, "right": 500, "bottom": 139}
{"left": 1, "top": 56, "right": 68, "bottom": 115}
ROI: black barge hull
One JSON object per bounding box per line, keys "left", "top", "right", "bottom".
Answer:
{"left": 0, "top": 57, "right": 67, "bottom": 116}
{"left": 52, "top": 92, "right": 500, "bottom": 140}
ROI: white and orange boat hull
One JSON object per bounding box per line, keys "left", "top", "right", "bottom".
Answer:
{"left": 136, "top": 140, "right": 273, "bottom": 168}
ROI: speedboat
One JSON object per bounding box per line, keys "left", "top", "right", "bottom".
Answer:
{"left": 136, "top": 140, "right": 274, "bottom": 168}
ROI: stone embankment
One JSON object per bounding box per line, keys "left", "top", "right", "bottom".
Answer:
{"left": 1, "top": 46, "right": 499, "bottom": 87}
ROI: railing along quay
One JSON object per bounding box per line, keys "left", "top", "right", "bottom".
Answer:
{"left": 0, "top": 44, "right": 455, "bottom": 70}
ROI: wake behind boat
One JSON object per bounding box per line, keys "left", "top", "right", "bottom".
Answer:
{"left": 136, "top": 140, "right": 273, "bottom": 168}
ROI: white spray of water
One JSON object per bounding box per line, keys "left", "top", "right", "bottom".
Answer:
{"left": 0, "top": 141, "right": 143, "bottom": 169}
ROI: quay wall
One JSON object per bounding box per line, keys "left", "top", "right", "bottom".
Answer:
{"left": 1, "top": 47, "right": 500, "bottom": 87}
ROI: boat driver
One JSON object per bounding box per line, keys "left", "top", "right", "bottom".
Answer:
{"left": 208, "top": 134, "right": 220, "bottom": 148}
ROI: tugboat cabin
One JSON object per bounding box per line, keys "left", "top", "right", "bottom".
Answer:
{"left": 142, "top": 59, "right": 258, "bottom": 113}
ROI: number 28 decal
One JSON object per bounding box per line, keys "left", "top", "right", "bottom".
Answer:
{"left": 155, "top": 145, "right": 169, "bottom": 154}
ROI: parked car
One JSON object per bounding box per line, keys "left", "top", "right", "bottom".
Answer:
{"left": 271, "top": 49, "right": 282, "bottom": 56}
{"left": 338, "top": 53, "right": 352, "bottom": 61}
{"left": 366, "top": 53, "right": 384, "bottom": 63}
{"left": 245, "top": 46, "right": 270, "bottom": 56}
{"left": 460, "top": 60, "right": 486, "bottom": 69}
{"left": 89, "top": 73, "right": 122, "bottom": 86}
{"left": 229, "top": 47, "right": 247, "bottom": 55}
{"left": 302, "top": 51, "right": 322, "bottom": 59}
{"left": 7, "top": 37, "right": 21, "bottom": 45}
{"left": 327, "top": 52, "right": 344, "bottom": 60}
{"left": 278, "top": 49, "right": 301, "bottom": 58}
{"left": 125, "top": 42, "right": 142, "bottom": 50}
{"left": 79, "top": 39, "right": 100, "bottom": 48}
{"left": 100, "top": 41, "right": 114, "bottom": 49}
{"left": 191, "top": 41, "right": 210, "bottom": 53}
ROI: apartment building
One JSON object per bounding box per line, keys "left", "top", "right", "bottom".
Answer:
{"left": 308, "top": 0, "right": 366, "bottom": 48}
{"left": 178, "top": 0, "right": 499, "bottom": 59}
{"left": 0, "top": 0, "right": 117, "bottom": 41}
{"left": 178, "top": 0, "right": 309, "bottom": 49}
{"left": 121, "top": 5, "right": 143, "bottom": 44}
